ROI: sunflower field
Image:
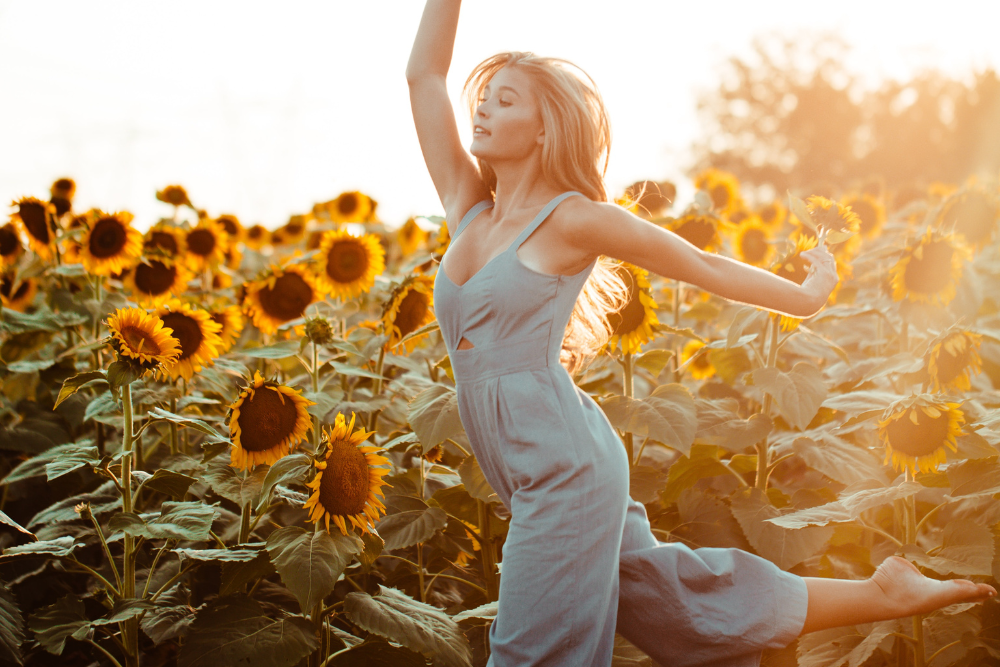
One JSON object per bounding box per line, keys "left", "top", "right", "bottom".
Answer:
{"left": 0, "top": 169, "right": 999, "bottom": 667}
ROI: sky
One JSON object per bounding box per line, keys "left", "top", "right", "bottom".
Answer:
{"left": 1, "top": 0, "right": 998, "bottom": 231}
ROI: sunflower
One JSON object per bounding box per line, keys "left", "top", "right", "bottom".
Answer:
{"left": 143, "top": 223, "right": 186, "bottom": 259}
{"left": 155, "top": 301, "right": 224, "bottom": 381}
{"left": 889, "top": 229, "right": 970, "bottom": 307}
{"left": 433, "top": 219, "right": 451, "bottom": 255}
{"left": 216, "top": 214, "right": 244, "bottom": 245}
{"left": 396, "top": 217, "right": 429, "bottom": 256}
{"left": 304, "top": 411, "right": 391, "bottom": 536}
{"left": 313, "top": 228, "right": 385, "bottom": 299}
{"left": 0, "top": 274, "right": 37, "bottom": 312}
{"left": 381, "top": 275, "right": 435, "bottom": 353}
{"left": 49, "top": 178, "right": 75, "bottom": 217}
{"left": 935, "top": 186, "right": 1000, "bottom": 249}
{"left": 734, "top": 219, "right": 775, "bottom": 267}
{"left": 878, "top": 398, "right": 964, "bottom": 474}
{"left": 244, "top": 224, "right": 269, "bottom": 251}
{"left": 681, "top": 339, "right": 715, "bottom": 380}
{"left": 211, "top": 270, "right": 233, "bottom": 290}
{"left": 276, "top": 215, "right": 310, "bottom": 246}
{"left": 606, "top": 262, "right": 660, "bottom": 355}
{"left": 841, "top": 193, "right": 886, "bottom": 238}
{"left": 227, "top": 370, "right": 314, "bottom": 470}
{"left": 105, "top": 307, "right": 181, "bottom": 371}
{"left": 10, "top": 197, "right": 57, "bottom": 261}
{"left": 693, "top": 168, "right": 743, "bottom": 216}
{"left": 210, "top": 304, "right": 245, "bottom": 354}
{"left": 0, "top": 223, "right": 23, "bottom": 269}
{"left": 770, "top": 233, "right": 819, "bottom": 331}
{"left": 59, "top": 211, "right": 93, "bottom": 264}
{"left": 323, "top": 191, "right": 376, "bottom": 224}
{"left": 925, "top": 329, "right": 983, "bottom": 392}
{"left": 156, "top": 184, "right": 192, "bottom": 208}
{"left": 184, "top": 218, "right": 229, "bottom": 272}
{"left": 78, "top": 210, "right": 143, "bottom": 276}
{"left": 624, "top": 180, "right": 675, "bottom": 219}
{"left": 757, "top": 200, "right": 787, "bottom": 229}
{"left": 124, "top": 257, "right": 190, "bottom": 306}
{"left": 243, "top": 264, "right": 318, "bottom": 335}
{"left": 665, "top": 213, "right": 723, "bottom": 252}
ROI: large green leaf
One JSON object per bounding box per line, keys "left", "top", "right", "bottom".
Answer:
{"left": 695, "top": 414, "right": 772, "bottom": 453}
{"left": 240, "top": 340, "right": 301, "bottom": 359}
{"left": 27, "top": 595, "right": 90, "bottom": 655}
{"left": 147, "top": 408, "right": 228, "bottom": 442}
{"left": 628, "top": 465, "right": 668, "bottom": 504}
{"left": 408, "top": 385, "right": 463, "bottom": 448}
{"left": 265, "top": 526, "right": 364, "bottom": 612}
{"left": 0, "top": 511, "right": 33, "bottom": 539}
{"left": 141, "top": 603, "right": 199, "bottom": 645}
{"left": 748, "top": 363, "right": 827, "bottom": 431}
{"left": 600, "top": 384, "right": 697, "bottom": 454}
{"left": 173, "top": 546, "right": 264, "bottom": 562}
{"left": 904, "top": 519, "right": 994, "bottom": 577}
{"left": 791, "top": 433, "right": 887, "bottom": 486}
{"left": 1, "top": 440, "right": 98, "bottom": 485}
{"left": 457, "top": 455, "right": 498, "bottom": 503}
{"left": 256, "top": 453, "right": 313, "bottom": 512}
{"left": 91, "top": 598, "right": 157, "bottom": 626}
{"left": 660, "top": 446, "right": 731, "bottom": 505}
{"left": 177, "top": 595, "right": 318, "bottom": 667}
{"left": 138, "top": 469, "right": 198, "bottom": 500}
{"left": 204, "top": 459, "right": 267, "bottom": 507}
{"left": 27, "top": 480, "right": 120, "bottom": 529}
{"left": 344, "top": 585, "right": 472, "bottom": 667}
{"left": 730, "top": 487, "right": 832, "bottom": 570}
{"left": 796, "top": 620, "right": 900, "bottom": 667}
{"left": 1, "top": 537, "right": 81, "bottom": 560}
{"left": 327, "top": 640, "right": 428, "bottom": 667}
{"left": 768, "top": 481, "right": 923, "bottom": 529}
{"left": 0, "top": 581, "right": 24, "bottom": 665}
{"left": 109, "top": 501, "right": 217, "bottom": 541}
{"left": 376, "top": 506, "right": 447, "bottom": 551}
{"left": 53, "top": 370, "right": 107, "bottom": 409}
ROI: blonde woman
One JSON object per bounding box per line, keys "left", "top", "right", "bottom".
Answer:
{"left": 406, "top": 2, "right": 996, "bottom": 665}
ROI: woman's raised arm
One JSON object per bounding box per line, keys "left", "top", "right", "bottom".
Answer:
{"left": 406, "top": 0, "right": 491, "bottom": 216}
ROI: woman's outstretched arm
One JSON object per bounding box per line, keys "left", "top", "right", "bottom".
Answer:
{"left": 406, "top": 0, "right": 491, "bottom": 216}
{"left": 567, "top": 199, "right": 839, "bottom": 320}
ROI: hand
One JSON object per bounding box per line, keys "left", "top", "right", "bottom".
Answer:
{"left": 799, "top": 229, "right": 839, "bottom": 311}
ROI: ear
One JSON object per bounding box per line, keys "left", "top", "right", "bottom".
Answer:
{"left": 536, "top": 128, "right": 545, "bottom": 145}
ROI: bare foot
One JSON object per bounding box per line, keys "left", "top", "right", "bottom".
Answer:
{"left": 870, "top": 556, "right": 996, "bottom": 618}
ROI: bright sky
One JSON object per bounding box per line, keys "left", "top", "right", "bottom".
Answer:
{"left": 2, "top": 0, "right": 998, "bottom": 231}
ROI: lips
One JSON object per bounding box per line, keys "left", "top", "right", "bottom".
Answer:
{"left": 473, "top": 125, "right": 491, "bottom": 136}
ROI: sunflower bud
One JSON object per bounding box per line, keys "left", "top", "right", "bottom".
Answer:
{"left": 74, "top": 501, "right": 93, "bottom": 521}
{"left": 304, "top": 316, "right": 335, "bottom": 346}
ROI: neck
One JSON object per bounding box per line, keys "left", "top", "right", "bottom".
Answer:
{"left": 486, "top": 151, "right": 562, "bottom": 219}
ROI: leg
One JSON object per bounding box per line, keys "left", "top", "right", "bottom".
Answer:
{"left": 615, "top": 498, "right": 808, "bottom": 667}
{"left": 800, "top": 556, "right": 996, "bottom": 635}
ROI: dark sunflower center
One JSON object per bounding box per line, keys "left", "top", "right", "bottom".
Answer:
{"left": 236, "top": 385, "right": 298, "bottom": 452}
{"left": 318, "top": 438, "right": 370, "bottom": 516}
{"left": 740, "top": 228, "right": 769, "bottom": 263}
{"left": 19, "top": 201, "right": 50, "bottom": 244}
{"left": 119, "top": 325, "right": 163, "bottom": 356}
{"left": 709, "top": 184, "right": 731, "bottom": 210}
{"left": 338, "top": 194, "right": 359, "bottom": 216}
{"left": 760, "top": 204, "right": 779, "bottom": 224}
{"left": 89, "top": 217, "right": 128, "bottom": 259}
{"left": 145, "top": 231, "right": 179, "bottom": 255}
{"left": 187, "top": 229, "right": 217, "bottom": 257}
{"left": 692, "top": 351, "right": 712, "bottom": 371}
{"left": 161, "top": 186, "right": 188, "bottom": 206}
{"left": 258, "top": 272, "right": 314, "bottom": 322}
{"left": 248, "top": 227, "right": 264, "bottom": 240}
{"left": 286, "top": 222, "right": 304, "bottom": 236}
{"left": 393, "top": 289, "right": 430, "bottom": 339}
{"left": 903, "top": 239, "right": 954, "bottom": 294}
{"left": 50, "top": 196, "right": 72, "bottom": 217}
{"left": 776, "top": 253, "right": 810, "bottom": 285}
{"left": 674, "top": 217, "right": 715, "bottom": 250}
{"left": 325, "top": 240, "right": 369, "bottom": 283}
{"left": 211, "top": 313, "right": 227, "bottom": 335}
{"left": 11, "top": 281, "right": 30, "bottom": 302}
{"left": 159, "top": 312, "right": 202, "bottom": 361}
{"left": 134, "top": 261, "right": 177, "bottom": 295}
{"left": 219, "top": 217, "right": 239, "bottom": 237}
{"left": 0, "top": 225, "right": 20, "bottom": 256}
{"left": 608, "top": 269, "right": 644, "bottom": 335}
{"left": 0, "top": 276, "right": 12, "bottom": 298}
{"left": 885, "top": 408, "right": 951, "bottom": 458}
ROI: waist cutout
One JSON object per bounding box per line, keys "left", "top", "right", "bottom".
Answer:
{"left": 450, "top": 332, "right": 553, "bottom": 383}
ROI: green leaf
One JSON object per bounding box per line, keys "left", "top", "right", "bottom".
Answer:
{"left": 344, "top": 585, "right": 473, "bottom": 667}
{"left": 1, "top": 440, "right": 98, "bottom": 485}
{"left": 0, "top": 511, "right": 34, "bottom": 539}
{"left": 947, "top": 458, "right": 1000, "bottom": 497}
{"left": 822, "top": 390, "right": 899, "bottom": 416}
{"left": 903, "top": 519, "right": 994, "bottom": 577}
{"left": 457, "top": 455, "right": 498, "bottom": 504}
{"left": 177, "top": 595, "right": 318, "bottom": 667}
{"left": 265, "top": 526, "right": 364, "bottom": 612}
{"left": 0, "top": 581, "right": 25, "bottom": 665}
{"left": 0, "top": 307, "right": 87, "bottom": 335}
{"left": 768, "top": 481, "right": 923, "bottom": 529}
{"left": 5, "top": 358, "right": 57, "bottom": 374}
{"left": 695, "top": 414, "right": 772, "bottom": 453}
{"left": 27, "top": 595, "right": 89, "bottom": 655}
{"left": 629, "top": 465, "right": 668, "bottom": 504}
{"left": 633, "top": 349, "right": 673, "bottom": 377}
{"left": 106, "top": 359, "right": 142, "bottom": 393}
{"left": 452, "top": 601, "right": 498, "bottom": 623}
{"left": 1, "top": 537, "right": 81, "bottom": 560}
{"left": 256, "top": 453, "right": 313, "bottom": 513}
{"left": 326, "top": 640, "right": 428, "bottom": 667}
{"left": 747, "top": 363, "right": 827, "bottom": 430}
{"left": 660, "top": 447, "right": 730, "bottom": 505}
{"left": 600, "top": 384, "right": 697, "bottom": 455}
{"left": 730, "top": 487, "right": 833, "bottom": 570}
{"left": 204, "top": 459, "right": 267, "bottom": 507}
{"left": 787, "top": 191, "right": 816, "bottom": 231}
{"left": 357, "top": 530, "right": 385, "bottom": 573}
{"left": 376, "top": 506, "right": 447, "bottom": 551}
{"left": 173, "top": 546, "right": 264, "bottom": 562}
{"left": 53, "top": 371, "right": 108, "bottom": 409}
{"left": 109, "top": 501, "right": 217, "bottom": 541}
{"left": 147, "top": 407, "right": 228, "bottom": 442}
{"left": 796, "top": 621, "right": 900, "bottom": 667}
{"left": 240, "top": 340, "right": 301, "bottom": 359}
{"left": 91, "top": 598, "right": 157, "bottom": 626}
{"left": 141, "top": 604, "right": 199, "bottom": 646}
{"left": 726, "top": 307, "right": 768, "bottom": 349}
{"left": 329, "top": 361, "right": 388, "bottom": 381}
{"left": 140, "top": 469, "right": 198, "bottom": 499}
{"left": 219, "top": 550, "right": 275, "bottom": 597}
{"left": 408, "top": 385, "right": 463, "bottom": 449}
{"left": 791, "top": 434, "right": 887, "bottom": 486}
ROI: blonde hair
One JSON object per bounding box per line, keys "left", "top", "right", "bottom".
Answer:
{"left": 463, "top": 51, "right": 630, "bottom": 376}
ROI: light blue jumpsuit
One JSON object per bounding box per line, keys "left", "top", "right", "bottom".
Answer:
{"left": 432, "top": 191, "right": 809, "bottom": 667}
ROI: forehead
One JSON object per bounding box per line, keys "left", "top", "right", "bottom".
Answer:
{"left": 486, "top": 66, "right": 535, "bottom": 96}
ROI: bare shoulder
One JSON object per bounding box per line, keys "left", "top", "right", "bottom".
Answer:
{"left": 551, "top": 197, "right": 637, "bottom": 254}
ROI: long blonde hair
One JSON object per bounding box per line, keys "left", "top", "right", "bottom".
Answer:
{"left": 463, "top": 51, "right": 630, "bottom": 375}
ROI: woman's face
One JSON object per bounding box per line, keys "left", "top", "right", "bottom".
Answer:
{"left": 470, "top": 66, "right": 544, "bottom": 162}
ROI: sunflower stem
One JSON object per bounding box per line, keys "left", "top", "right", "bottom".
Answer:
{"left": 119, "top": 382, "right": 139, "bottom": 667}
{"left": 477, "top": 499, "right": 499, "bottom": 601}
{"left": 903, "top": 468, "right": 926, "bottom": 667}
{"left": 755, "top": 316, "right": 781, "bottom": 490}
{"left": 369, "top": 346, "right": 387, "bottom": 437}
{"left": 672, "top": 280, "right": 683, "bottom": 382}
{"left": 87, "top": 508, "right": 123, "bottom": 597}
{"left": 622, "top": 352, "right": 634, "bottom": 467}
{"left": 417, "top": 542, "right": 426, "bottom": 603}
{"left": 238, "top": 500, "right": 252, "bottom": 545}
{"left": 311, "top": 340, "right": 321, "bottom": 451}
{"left": 310, "top": 600, "right": 325, "bottom": 667}
{"left": 168, "top": 395, "right": 178, "bottom": 456}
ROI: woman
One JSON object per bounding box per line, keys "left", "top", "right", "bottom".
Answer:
{"left": 406, "top": 2, "right": 997, "bottom": 665}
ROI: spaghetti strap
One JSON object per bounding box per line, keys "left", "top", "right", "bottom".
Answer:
{"left": 452, "top": 199, "right": 494, "bottom": 241}
{"left": 511, "top": 190, "right": 584, "bottom": 251}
